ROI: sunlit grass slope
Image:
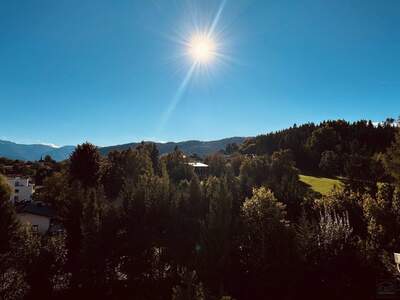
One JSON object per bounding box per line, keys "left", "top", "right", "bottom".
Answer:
{"left": 299, "top": 175, "right": 344, "bottom": 196}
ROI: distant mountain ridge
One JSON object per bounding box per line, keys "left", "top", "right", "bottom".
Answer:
{"left": 99, "top": 137, "right": 247, "bottom": 157}
{"left": 0, "top": 137, "right": 247, "bottom": 161}
{"left": 0, "top": 140, "right": 75, "bottom": 162}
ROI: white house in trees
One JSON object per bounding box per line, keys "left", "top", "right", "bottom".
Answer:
{"left": 17, "top": 203, "right": 56, "bottom": 234}
{"left": 7, "top": 177, "right": 35, "bottom": 204}
{"left": 188, "top": 162, "right": 209, "bottom": 178}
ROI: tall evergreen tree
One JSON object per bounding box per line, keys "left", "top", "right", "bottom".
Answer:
{"left": 198, "top": 177, "right": 232, "bottom": 298}
{"left": 69, "top": 142, "right": 101, "bottom": 188}
{"left": 238, "top": 187, "right": 297, "bottom": 299}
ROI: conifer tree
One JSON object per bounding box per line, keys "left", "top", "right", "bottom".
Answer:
{"left": 199, "top": 177, "right": 232, "bottom": 297}
{"left": 69, "top": 143, "right": 101, "bottom": 188}
{"left": 239, "top": 187, "right": 296, "bottom": 299}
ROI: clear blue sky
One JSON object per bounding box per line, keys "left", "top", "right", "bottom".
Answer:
{"left": 1, "top": 0, "right": 399, "bottom": 146}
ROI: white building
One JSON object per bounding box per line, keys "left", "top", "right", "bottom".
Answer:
{"left": 188, "top": 162, "right": 209, "bottom": 178}
{"left": 17, "top": 203, "right": 55, "bottom": 234}
{"left": 7, "top": 177, "right": 35, "bottom": 204}
{"left": 188, "top": 162, "right": 209, "bottom": 168}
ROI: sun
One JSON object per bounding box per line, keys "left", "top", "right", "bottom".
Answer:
{"left": 188, "top": 34, "right": 216, "bottom": 64}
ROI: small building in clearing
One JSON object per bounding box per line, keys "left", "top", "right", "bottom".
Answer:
{"left": 188, "top": 162, "right": 209, "bottom": 178}
{"left": 17, "top": 203, "right": 56, "bottom": 234}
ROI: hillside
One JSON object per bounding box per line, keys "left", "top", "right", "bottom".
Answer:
{"left": 42, "top": 146, "right": 76, "bottom": 161}
{"left": 0, "top": 137, "right": 247, "bottom": 161}
{"left": 99, "top": 137, "right": 247, "bottom": 157}
{"left": 299, "top": 174, "right": 344, "bottom": 195}
{"left": 241, "top": 119, "right": 397, "bottom": 177}
{"left": 0, "top": 140, "right": 75, "bottom": 162}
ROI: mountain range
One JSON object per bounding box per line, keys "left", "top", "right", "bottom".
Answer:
{"left": 0, "top": 140, "right": 75, "bottom": 162}
{"left": 0, "top": 137, "right": 247, "bottom": 161}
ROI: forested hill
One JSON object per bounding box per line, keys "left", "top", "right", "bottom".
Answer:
{"left": 2, "top": 120, "right": 400, "bottom": 299}
{"left": 1, "top": 119, "right": 398, "bottom": 165}
{"left": 0, "top": 137, "right": 246, "bottom": 161}
{"left": 0, "top": 140, "right": 75, "bottom": 162}
{"left": 99, "top": 137, "right": 246, "bottom": 157}
{"left": 240, "top": 119, "right": 398, "bottom": 177}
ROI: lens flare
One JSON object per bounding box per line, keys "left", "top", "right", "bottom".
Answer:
{"left": 158, "top": 0, "right": 234, "bottom": 133}
{"left": 188, "top": 34, "right": 216, "bottom": 63}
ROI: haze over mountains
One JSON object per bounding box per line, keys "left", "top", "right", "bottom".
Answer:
{"left": 0, "top": 137, "right": 246, "bottom": 161}
{"left": 0, "top": 140, "right": 75, "bottom": 162}
{"left": 99, "top": 137, "right": 246, "bottom": 158}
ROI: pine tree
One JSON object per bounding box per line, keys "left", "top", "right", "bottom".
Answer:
{"left": 69, "top": 142, "right": 101, "bottom": 188}
{"left": 239, "top": 187, "right": 296, "bottom": 299}
{"left": 199, "top": 177, "right": 232, "bottom": 297}
{"left": 189, "top": 174, "right": 203, "bottom": 219}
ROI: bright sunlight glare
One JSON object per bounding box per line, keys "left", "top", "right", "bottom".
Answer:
{"left": 188, "top": 34, "right": 216, "bottom": 63}
{"left": 159, "top": 0, "right": 232, "bottom": 133}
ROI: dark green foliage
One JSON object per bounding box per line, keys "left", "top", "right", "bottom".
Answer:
{"left": 0, "top": 157, "right": 62, "bottom": 184}
{"left": 69, "top": 142, "right": 101, "bottom": 188}
{"left": 23, "top": 232, "right": 69, "bottom": 299}
{"left": 344, "top": 153, "right": 383, "bottom": 194}
{"left": 162, "top": 147, "right": 193, "bottom": 183}
{"left": 1, "top": 176, "right": 68, "bottom": 299}
{"left": 241, "top": 120, "right": 396, "bottom": 175}
{"left": 319, "top": 150, "right": 340, "bottom": 176}
{"left": 100, "top": 137, "right": 246, "bottom": 158}
{"left": 198, "top": 176, "right": 233, "bottom": 297}
{"left": 3, "top": 120, "right": 400, "bottom": 299}
{"left": 384, "top": 129, "right": 400, "bottom": 186}
{"left": 118, "top": 169, "right": 173, "bottom": 299}
{"left": 0, "top": 175, "right": 18, "bottom": 255}
{"left": 225, "top": 143, "right": 239, "bottom": 155}
{"left": 43, "top": 155, "right": 55, "bottom": 163}
{"left": 172, "top": 269, "right": 205, "bottom": 300}
{"left": 136, "top": 142, "right": 160, "bottom": 175}
{"left": 239, "top": 150, "right": 306, "bottom": 220}
{"left": 237, "top": 187, "right": 298, "bottom": 299}
{"left": 307, "top": 126, "right": 340, "bottom": 155}
{"left": 102, "top": 146, "right": 153, "bottom": 199}
{"left": 0, "top": 176, "right": 27, "bottom": 299}
{"left": 295, "top": 208, "right": 373, "bottom": 300}
{"left": 205, "top": 154, "right": 227, "bottom": 177}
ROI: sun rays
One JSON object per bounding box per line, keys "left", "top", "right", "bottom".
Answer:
{"left": 158, "top": 0, "right": 232, "bottom": 133}
{"left": 187, "top": 34, "right": 216, "bottom": 64}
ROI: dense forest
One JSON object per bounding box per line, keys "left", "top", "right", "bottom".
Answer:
{"left": 1, "top": 119, "right": 400, "bottom": 299}
{"left": 240, "top": 119, "right": 398, "bottom": 176}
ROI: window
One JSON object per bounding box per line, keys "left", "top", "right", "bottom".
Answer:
{"left": 32, "top": 225, "right": 39, "bottom": 232}
{"left": 15, "top": 189, "right": 19, "bottom": 193}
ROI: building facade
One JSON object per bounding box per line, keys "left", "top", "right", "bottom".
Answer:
{"left": 188, "top": 162, "right": 209, "bottom": 178}
{"left": 18, "top": 213, "right": 51, "bottom": 234}
{"left": 17, "top": 203, "right": 56, "bottom": 234}
{"left": 7, "top": 177, "right": 34, "bottom": 204}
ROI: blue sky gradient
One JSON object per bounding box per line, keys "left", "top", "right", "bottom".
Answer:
{"left": 0, "top": 0, "right": 399, "bottom": 146}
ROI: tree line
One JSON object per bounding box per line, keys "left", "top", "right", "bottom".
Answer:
{"left": 0, "top": 123, "right": 400, "bottom": 299}
{"left": 239, "top": 119, "right": 398, "bottom": 179}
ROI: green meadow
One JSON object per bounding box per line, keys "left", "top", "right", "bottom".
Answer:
{"left": 299, "top": 174, "right": 344, "bottom": 196}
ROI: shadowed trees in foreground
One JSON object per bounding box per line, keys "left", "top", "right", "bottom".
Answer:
{"left": 1, "top": 128, "right": 400, "bottom": 299}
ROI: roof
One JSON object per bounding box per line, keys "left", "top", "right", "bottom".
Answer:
{"left": 18, "top": 203, "right": 56, "bottom": 218}
{"left": 7, "top": 176, "right": 30, "bottom": 180}
{"left": 188, "top": 162, "right": 209, "bottom": 168}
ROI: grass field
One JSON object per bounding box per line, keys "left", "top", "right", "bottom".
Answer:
{"left": 299, "top": 174, "right": 344, "bottom": 196}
